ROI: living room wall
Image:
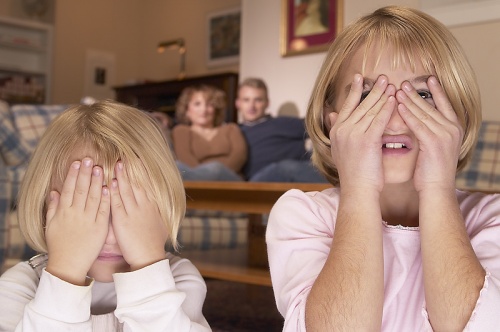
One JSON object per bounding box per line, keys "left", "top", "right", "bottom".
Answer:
{"left": 0, "top": 0, "right": 240, "bottom": 104}
{"left": 0, "top": 1, "right": 498, "bottom": 121}
{"left": 52, "top": 0, "right": 240, "bottom": 104}
{"left": 241, "top": 0, "right": 500, "bottom": 121}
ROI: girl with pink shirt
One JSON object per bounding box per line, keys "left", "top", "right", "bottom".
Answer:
{"left": 266, "top": 6, "right": 500, "bottom": 331}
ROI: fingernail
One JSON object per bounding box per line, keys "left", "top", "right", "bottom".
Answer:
{"left": 377, "top": 76, "right": 387, "bottom": 86}
{"left": 428, "top": 76, "right": 438, "bottom": 85}
{"left": 49, "top": 191, "right": 55, "bottom": 201}
{"left": 83, "top": 158, "right": 92, "bottom": 167}
{"left": 402, "top": 82, "right": 412, "bottom": 92}
{"left": 72, "top": 161, "right": 81, "bottom": 169}
{"left": 112, "top": 179, "right": 118, "bottom": 188}
{"left": 102, "top": 187, "right": 109, "bottom": 196}
{"left": 93, "top": 167, "right": 101, "bottom": 176}
{"left": 117, "top": 161, "right": 123, "bottom": 170}
{"left": 354, "top": 74, "right": 362, "bottom": 83}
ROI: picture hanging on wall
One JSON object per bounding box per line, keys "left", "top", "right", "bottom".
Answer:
{"left": 206, "top": 7, "right": 241, "bottom": 67}
{"left": 281, "top": 0, "right": 343, "bottom": 57}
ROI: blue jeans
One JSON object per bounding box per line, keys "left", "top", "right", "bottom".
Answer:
{"left": 249, "top": 159, "right": 328, "bottom": 183}
{"left": 176, "top": 161, "right": 243, "bottom": 181}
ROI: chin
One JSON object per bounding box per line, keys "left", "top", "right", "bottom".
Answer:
{"left": 383, "top": 168, "right": 415, "bottom": 185}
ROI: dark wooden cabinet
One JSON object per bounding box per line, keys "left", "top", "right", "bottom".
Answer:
{"left": 113, "top": 72, "right": 239, "bottom": 123}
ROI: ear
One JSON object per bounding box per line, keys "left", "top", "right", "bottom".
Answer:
{"left": 323, "top": 107, "right": 337, "bottom": 131}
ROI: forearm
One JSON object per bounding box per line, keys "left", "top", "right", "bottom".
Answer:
{"left": 305, "top": 190, "right": 384, "bottom": 331}
{"left": 419, "top": 189, "right": 485, "bottom": 331}
{"left": 172, "top": 130, "right": 199, "bottom": 167}
{"left": 222, "top": 127, "right": 247, "bottom": 171}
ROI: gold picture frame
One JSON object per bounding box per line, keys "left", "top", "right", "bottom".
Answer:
{"left": 281, "top": 0, "right": 343, "bottom": 57}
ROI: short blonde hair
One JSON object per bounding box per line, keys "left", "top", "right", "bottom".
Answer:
{"left": 175, "top": 84, "right": 227, "bottom": 126}
{"left": 306, "top": 6, "right": 481, "bottom": 186}
{"left": 18, "top": 100, "right": 186, "bottom": 252}
{"left": 238, "top": 77, "right": 269, "bottom": 101}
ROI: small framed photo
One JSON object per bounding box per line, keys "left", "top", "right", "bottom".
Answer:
{"left": 206, "top": 7, "right": 241, "bottom": 67}
{"left": 281, "top": 0, "right": 343, "bottom": 57}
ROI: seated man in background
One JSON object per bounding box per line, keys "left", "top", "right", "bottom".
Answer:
{"left": 236, "top": 77, "right": 327, "bottom": 183}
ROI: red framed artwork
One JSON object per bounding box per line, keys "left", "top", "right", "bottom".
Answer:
{"left": 281, "top": 0, "right": 343, "bottom": 57}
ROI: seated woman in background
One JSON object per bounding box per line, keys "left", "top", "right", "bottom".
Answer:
{"left": 172, "top": 84, "right": 247, "bottom": 181}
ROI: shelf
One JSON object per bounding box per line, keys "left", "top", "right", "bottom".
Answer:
{"left": 0, "top": 17, "right": 52, "bottom": 104}
{"left": 114, "top": 72, "right": 239, "bottom": 123}
{"left": 0, "top": 40, "right": 45, "bottom": 53}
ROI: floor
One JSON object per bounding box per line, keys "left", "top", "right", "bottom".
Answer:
{"left": 203, "top": 278, "right": 284, "bottom": 332}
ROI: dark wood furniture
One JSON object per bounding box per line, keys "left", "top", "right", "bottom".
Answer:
{"left": 113, "top": 72, "right": 239, "bottom": 123}
{"left": 181, "top": 181, "right": 332, "bottom": 286}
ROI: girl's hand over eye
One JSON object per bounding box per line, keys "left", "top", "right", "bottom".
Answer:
{"left": 110, "top": 161, "right": 168, "bottom": 271}
{"left": 45, "top": 158, "right": 110, "bottom": 285}
{"left": 395, "top": 76, "right": 463, "bottom": 193}
{"left": 329, "top": 74, "right": 395, "bottom": 193}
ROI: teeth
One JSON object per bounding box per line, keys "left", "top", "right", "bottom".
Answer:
{"left": 384, "top": 143, "right": 406, "bottom": 149}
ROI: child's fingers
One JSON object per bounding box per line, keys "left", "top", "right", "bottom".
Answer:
{"left": 96, "top": 186, "right": 110, "bottom": 225}
{"left": 115, "top": 161, "right": 138, "bottom": 207}
{"left": 427, "top": 76, "right": 458, "bottom": 122}
{"left": 348, "top": 75, "right": 389, "bottom": 125}
{"left": 86, "top": 166, "right": 104, "bottom": 215}
{"left": 45, "top": 191, "right": 60, "bottom": 227}
{"left": 336, "top": 74, "right": 364, "bottom": 123}
{"left": 110, "top": 178, "right": 127, "bottom": 217}
{"left": 72, "top": 158, "right": 94, "bottom": 209}
{"left": 59, "top": 161, "right": 81, "bottom": 207}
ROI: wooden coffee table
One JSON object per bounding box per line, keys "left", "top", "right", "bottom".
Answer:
{"left": 181, "top": 181, "right": 331, "bottom": 286}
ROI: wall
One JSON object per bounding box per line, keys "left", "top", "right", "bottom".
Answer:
{"left": 51, "top": 0, "right": 240, "bottom": 104}
{"left": 240, "top": 0, "right": 500, "bottom": 121}
{"left": 0, "top": 1, "right": 498, "bottom": 120}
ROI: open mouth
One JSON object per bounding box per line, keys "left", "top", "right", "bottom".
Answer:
{"left": 383, "top": 143, "right": 407, "bottom": 149}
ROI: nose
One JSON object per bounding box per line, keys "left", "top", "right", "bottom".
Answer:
{"left": 385, "top": 102, "right": 407, "bottom": 133}
{"left": 105, "top": 222, "right": 117, "bottom": 245}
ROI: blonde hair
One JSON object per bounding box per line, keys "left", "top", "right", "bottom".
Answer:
{"left": 18, "top": 100, "right": 186, "bottom": 252}
{"left": 238, "top": 77, "right": 269, "bottom": 101}
{"left": 175, "top": 84, "right": 227, "bottom": 126}
{"left": 306, "top": 6, "right": 481, "bottom": 186}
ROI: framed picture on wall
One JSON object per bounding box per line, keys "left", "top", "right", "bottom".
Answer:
{"left": 206, "top": 7, "right": 241, "bottom": 67}
{"left": 281, "top": 0, "right": 343, "bottom": 57}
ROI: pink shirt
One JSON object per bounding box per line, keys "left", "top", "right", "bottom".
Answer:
{"left": 266, "top": 188, "right": 500, "bottom": 331}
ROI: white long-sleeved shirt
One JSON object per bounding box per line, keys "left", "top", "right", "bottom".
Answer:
{"left": 266, "top": 188, "right": 500, "bottom": 331}
{"left": 0, "top": 252, "right": 211, "bottom": 331}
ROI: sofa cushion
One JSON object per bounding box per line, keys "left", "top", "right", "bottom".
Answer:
{"left": 10, "top": 104, "right": 68, "bottom": 152}
{"left": 456, "top": 121, "right": 500, "bottom": 192}
{"left": 177, "top": 211, "right": 249, "bottom": 250}
{"left": 0, "top": 100, "right": 31, "bottom": 166}
{"left": 0, "top": 168, "right": 36, "bottom": 274}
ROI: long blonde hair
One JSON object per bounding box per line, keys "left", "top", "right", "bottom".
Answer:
{"left": 305, "top": 6, "right": 481, "bottom": 186}
{"left": 18, "top": 100, "right": 186, "bottom": 252}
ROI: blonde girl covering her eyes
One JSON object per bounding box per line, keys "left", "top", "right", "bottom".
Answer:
{"left": 0, "top": 100, "right": 211, "bottom": 331}
{"left": 266, "top": 6, "right": 500, "bottom": 332}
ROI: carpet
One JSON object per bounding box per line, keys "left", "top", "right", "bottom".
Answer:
{"left": 203, "top": 278, "right": 284, "bottom": 332}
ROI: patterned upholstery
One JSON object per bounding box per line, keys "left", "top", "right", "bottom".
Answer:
{"left": 456, "top": 121, "right": 500, "bottom": 192}
{"left": 178, "top": 210, "right": 248, "bottom": 250}
{"left": 0, "top": 103, "right": 68, "bottom": 273}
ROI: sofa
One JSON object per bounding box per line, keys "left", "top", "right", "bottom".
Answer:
{"left": 0, "top": 102, "right": 248, "bottom": 273}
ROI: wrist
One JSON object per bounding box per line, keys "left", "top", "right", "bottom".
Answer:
{"left": 128, "top": 251, "right": 166, "bottom": 272}
{"left": 46, "top": 261, "right": 88, "bottom": 286}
